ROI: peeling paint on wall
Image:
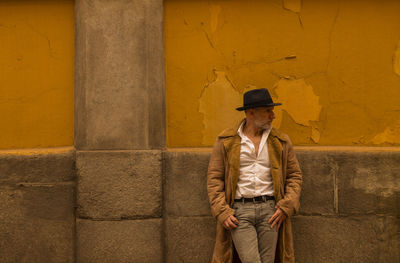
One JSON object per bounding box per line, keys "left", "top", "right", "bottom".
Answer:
{"left": 394, "top": 40, "right": 400, "bottom": 77}
{"left": 199, "top": 71, "right": 243, "bottom": 145}
{"left": 370, "top": 120, "right": 400, "bottom": 145}
{"left": 273, "top": 78, "right": 322, "bottom": 142}
{"left": 311, "top": 127, "right": 321, "bottom": 143}
{"left": 165, "top": 0, "right": 400, "bottom": 147}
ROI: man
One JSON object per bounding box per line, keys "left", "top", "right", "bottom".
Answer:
{"left": 207, "top": 88, "right": 302, "bottom": 263}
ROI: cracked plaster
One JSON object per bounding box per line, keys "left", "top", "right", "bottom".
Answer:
{"left": 370, "top": 120, "right": 400, "bottom": 145}
{"left": 273, "top": 78, "right": 322, "bottom": 143}
{"left": 199, "top": 71, "right": 244, "bottom": 145}
{"left": 282, "top": 0, "right": 303, "bottom": 28}
{"left": 165, "top": 0, "right": 400, "bottom": 147}
{"left": 283, "top": 0, "right": 301, "bottom": 13}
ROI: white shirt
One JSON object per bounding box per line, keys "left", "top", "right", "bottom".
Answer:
{"left": 235, "top": 120, "right": 274, "bottom": 198}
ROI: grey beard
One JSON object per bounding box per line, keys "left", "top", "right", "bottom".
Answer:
{"left": 255, "top": 120, "right": 271, "bottom": 130}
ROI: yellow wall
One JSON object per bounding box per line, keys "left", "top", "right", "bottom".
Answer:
{"left": 0, "top": 0, "right": 74, "bottom": 149}
{"left": 164, "top": 0, "right": 400, "bottom": 147}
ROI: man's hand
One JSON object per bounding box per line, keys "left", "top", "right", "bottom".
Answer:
{"left": 268, "top": 206, "right": 286, "bottom": 230}
{"left": 223, "top": 215, "right": 239, "bottom": 230}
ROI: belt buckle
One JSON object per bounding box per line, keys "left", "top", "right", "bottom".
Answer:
{"left": 262, "top": 196, "right": 266, "bottom": 202}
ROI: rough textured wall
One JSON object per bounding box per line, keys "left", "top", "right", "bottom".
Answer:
{"left": 164, "top": 0, "right": 400, "bottom": 147}
{"left": 74, "top": 0, "right": 165, "bottom": 262}
{"left": 0, "top": 147, "right": 76, "bottom": 263}
{"left": 164, "top": 148, "right": 400, "bottom": 263}
{"left": 0, "top": 0, "right": 74, "bottom": 149}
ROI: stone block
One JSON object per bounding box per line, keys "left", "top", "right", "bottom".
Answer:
{"left": 0, "top": 148, "right": 75, "bottom": 184}
{"left": 77, "top": 150, "right": 162, "bottom": 219}
{"left": 296, "top": 150, "right": 335, "bottom": 215}
{"left": 77, "top": 218, "right": 162, "bottom": 263}
{"left": 75, "top": 0, "right": 165, "bottom": 150}
{"left": 164, "top": 150, "right": 212, "bottom": 217}
{"left": 0, "top": 184, "right": 75, "bottom": 263}
{"left": 165, "top": 216, "right": 216, "bottom": 263}
{"left": 292, "top": 215, "right": 400, "bottom": 263}
{"left": 335, "top": 151, "right": 400, "bottom": 215}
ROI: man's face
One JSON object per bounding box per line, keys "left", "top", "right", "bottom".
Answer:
{"left": 253, "top": 106, "right": 275, "bottom": 130}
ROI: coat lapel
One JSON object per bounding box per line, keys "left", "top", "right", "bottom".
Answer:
{"left": 219, "top": 119, "right": 244, "bottom": 206}
{"left": 223, "top": 135, "right": 241, "bottom": 205}
{"left": 267, "top": 130, "right": 283, "bottom": 201}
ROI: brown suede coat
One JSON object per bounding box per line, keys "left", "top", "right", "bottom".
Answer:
{"left": 207, "top": 120, "right": 302, "bottom": 263}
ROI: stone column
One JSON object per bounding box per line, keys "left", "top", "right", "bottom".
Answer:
{"left": 74, "top": 0, "right": 165, "bottom": 262}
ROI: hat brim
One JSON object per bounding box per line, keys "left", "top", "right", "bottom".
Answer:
{"left": 236, "top": 103, "right": 282, "bottom": 111}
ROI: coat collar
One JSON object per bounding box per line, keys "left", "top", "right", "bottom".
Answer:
{"left": 217, "top": 118, "right": 288, "bottom": 142}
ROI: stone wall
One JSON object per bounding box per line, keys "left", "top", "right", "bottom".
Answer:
{"left": 74, "top": 0, "right": 165, "bottom": 262}
{"left": 1, "top": 147, "right": 398, "bottom": 262}
{"left": 0, "top": 0, "right": 399, "bottom": 262}
{"left": 164, "top": 150, "right": 216, "bottom": 262}
{"left": 164, "top": 148, "right": 400, "bottom": 263}
{"left": 0, "top": 148, "right": 76, "bottom": 263}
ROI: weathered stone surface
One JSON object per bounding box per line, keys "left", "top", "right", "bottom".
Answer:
{"left": 77, "top": 150, "right": 162, "bottom": 219}
{"left": 164, "top": 150, "right": 212, "bottom": 217}
{"left": 163, "top": 149, "right": 400, "bottom": 217}
{"left": 335, "top": 151, "right": 400, "bottom": 216}
{"left": 165, "top": 216, "right": 216, "bottom": 263}
{"left": 296, "top": 150, "right": 335, "bottom": 215}
{"left": 77, "top": 218, "right": 162, "bottom": 263}
{"left": 75, "top": 0, "right": 165, "bottom": 150}
{"left": 163, "top": 148, "right": 400, "bottom": 262}
{"left": 0, "top": 184, "right": 75, "bottom": 263}
{"left": 0, "top": 147, "right": 75, "bottom": 184}
{"left": 163, "top": 149, "right": 337, "bottom": 216}
{"left": 292, "top": 215, "right": 400, "bottom": 263}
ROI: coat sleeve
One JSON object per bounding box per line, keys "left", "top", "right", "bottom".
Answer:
{"left": 276, "top": 137, "right": 303, "bottom": 217}
{"left": 207, "top": 138, "right": 235, "bottom": 225}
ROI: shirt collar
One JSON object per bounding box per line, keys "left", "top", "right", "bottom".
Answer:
{"left": 237, "top": 120, "right": 246, "bottom": 139}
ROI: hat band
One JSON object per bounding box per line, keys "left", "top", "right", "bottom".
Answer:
{"left": 243, "top": 101, "right": 279, "bottom": 108}
{"left": 236, "top": 101, "right": 282, "bottom": 111}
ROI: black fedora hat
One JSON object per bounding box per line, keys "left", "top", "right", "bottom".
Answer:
{"left": 236, "top": 88, "right": 281, "bottom": 111}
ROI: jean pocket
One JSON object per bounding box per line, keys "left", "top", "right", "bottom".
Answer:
{"left": 233, "top": 202, "right": 243, "bottom": 214}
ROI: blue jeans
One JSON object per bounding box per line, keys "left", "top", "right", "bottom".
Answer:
{"left": 231, "top": 200, "right": 278, "bottom": 263}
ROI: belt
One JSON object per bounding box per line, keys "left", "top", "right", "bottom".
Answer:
{"left": 234, "top": 195, "right": 275, "bottom": 203}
